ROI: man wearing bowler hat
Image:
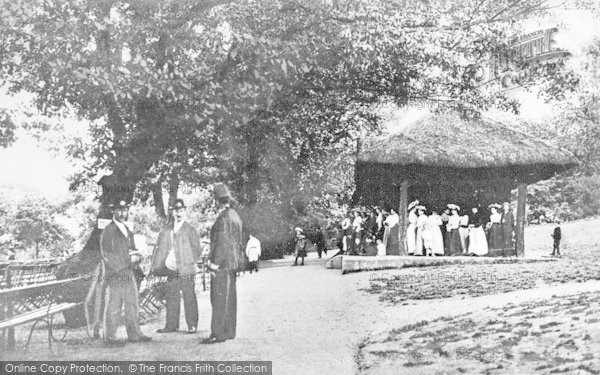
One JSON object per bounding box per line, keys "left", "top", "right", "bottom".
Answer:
{"left": 202, "top": 183, "right": 243, "bottom": 344}
{"left": 151, "top": 199, "right": 202, "bottom": 334}
{"left": 101, "top": 200, "right": 151, "bottom": 345}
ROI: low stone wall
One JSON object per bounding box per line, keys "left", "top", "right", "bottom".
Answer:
{"left": 325, "top": 255, "right": 558, "bottom": 274}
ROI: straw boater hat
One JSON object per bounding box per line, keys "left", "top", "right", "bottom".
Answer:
{"left": 407, "top": 200, "right": 420, "bottom": 211}
{"left": 488, "top": 203, "right": 502, "bottom": 209}
{"left": 294, "top": 227, "right": 304, "bottom": 234}
{"left": 213, "top": 183, "right": 232, "bottom": 199}
{"left": 447, "top": 203, "right": 460, "bottom": 211}
{"left": 415, "top": 205, "right": 427, "bottom": 211}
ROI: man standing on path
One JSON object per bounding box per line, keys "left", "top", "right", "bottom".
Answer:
{"left": 202, "top": 183, "right": 243, "bottom": 344}
{"left": 151, "top": 199, "right": 202, "bottom": 334}
{"left": 101, "top": 200, "right": 152, "bottom": 346}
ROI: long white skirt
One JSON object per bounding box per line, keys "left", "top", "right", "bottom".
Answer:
{"left": 430, "top": 227, "right": 444, "bottom": 255}
{"left": 406, "top": 223, "right": 417, "bottom": 254}
{"left": 468, "top": 226, "right": 488, "bottom": 256}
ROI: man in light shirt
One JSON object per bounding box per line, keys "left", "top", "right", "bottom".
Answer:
{"left": 150, "top": 199, "right": 202, "bottom": 334}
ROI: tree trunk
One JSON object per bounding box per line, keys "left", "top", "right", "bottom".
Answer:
{"left": 166, "top": 174, "right": 180, "bottom": 218}
{"left": 515, "top": 183, "right": 527, "bottom": 258}
{"left": 152, "top": 182, "right": 166, "bottom": 219}
{"left": 398, "top": 180, "right": 409, "bottom": 256}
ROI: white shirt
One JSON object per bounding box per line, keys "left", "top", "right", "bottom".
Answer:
{"left": 385, "top": 213, "right": 399, "bottom": 227}
{"left": 245, "top": 235, "right": 262, "bottom": 262}
{"left": 447, "top": 214, "right": 460, "bottom": 231}
{"left": 165, "top": 220, "right": 185, "bottom": 271}
{"left": 113, "top": 219, "right": 130, "bottom": 238}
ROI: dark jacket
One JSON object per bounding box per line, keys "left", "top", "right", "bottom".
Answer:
{"left": 151, "top": 221, "right": 202, "bottom": 276}
{"left": 100, "top": 221, "right": 136, "bottom": 277}
{"left": 209, "top": 207, "right": 243, "bottom": 271}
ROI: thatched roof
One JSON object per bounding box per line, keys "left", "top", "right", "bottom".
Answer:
{"left": 358, "top": 112, "right": 578, "bottom": 171}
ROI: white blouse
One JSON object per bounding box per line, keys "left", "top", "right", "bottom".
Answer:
{"left": 447, "top": 214, "right": 460, "bottom": 230}
{"left": 490, "top": 213, "right": 502, "bottom": 224}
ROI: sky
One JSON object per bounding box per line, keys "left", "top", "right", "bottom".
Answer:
{"left": 1, "top": 4, "right": 599, "bottom": 199}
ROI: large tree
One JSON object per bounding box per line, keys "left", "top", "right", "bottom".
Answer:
{"left": 0, "top": 0, "right": 555, "bottom": 263}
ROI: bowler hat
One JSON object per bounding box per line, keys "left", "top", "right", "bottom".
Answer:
{"left": 213, "top": 183, "right": 232, "bottom": 200}
{"left": 170, "top": 199, "right": 186, "bottom": 210}
{"left": 109, "top": 200, "right": 129, "bottom": 209}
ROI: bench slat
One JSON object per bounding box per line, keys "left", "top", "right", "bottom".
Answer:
{"left": 0, "top": 303, "right": 80, "bottom": 330}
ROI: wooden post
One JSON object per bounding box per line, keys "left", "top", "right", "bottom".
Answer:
{"left": 398, "top": 180, "right": 409, "bottom": 256}
{"left": 515, "top": 183, "right": 527, "bottom": 258}
{"left": 6, "top": 266, "right": 15, "bottom": 350}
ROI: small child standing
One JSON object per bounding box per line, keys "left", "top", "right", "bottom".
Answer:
{"left": 551, "top": 225, "right": 561, "bottom": 257}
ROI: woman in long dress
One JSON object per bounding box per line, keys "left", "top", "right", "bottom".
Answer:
{"left": 501, "top": 202, "right": 515, "bottom": 254}
{"left": 383, "top": 208, "right": 400, "bottom": 255}
{"left": 487, "top": 204, "right": 503, "bottom": 251}
{"left": 446, "top": 204, "right": 462, "bottom": 256}
{"left": 427, "top": 211, "right": 445, "bottom": 255}
{"left": 406, "top": 201, "right": 419, "bottom": 255}
{"left": 340, "top": 213, "right": 352, "bottom": 253}
{"left": 467, "top": 207, "right": 488, "bottom": 256}
{"left": 414, "top": 205, "right": 427, "bottom": 256}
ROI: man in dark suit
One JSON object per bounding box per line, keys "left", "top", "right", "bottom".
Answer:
{"left": 201, "top": 184, "right": 243, "bottom": 344}
{"left": 151, "top": 199, "right": 202, "bottom": 334}
{"left": 101, "top": 200, "right": 151, "bottom": 345}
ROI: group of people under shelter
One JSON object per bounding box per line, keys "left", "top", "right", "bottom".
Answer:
{"left": 337, "top": 200, "right": 515, "bottom": 257}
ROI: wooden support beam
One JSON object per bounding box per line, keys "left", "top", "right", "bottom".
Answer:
{"left": 398, "top": 180, "right": 409, "bottom": 256}
{"left": 516, "top": 183, "right": 527, "bottom": 258}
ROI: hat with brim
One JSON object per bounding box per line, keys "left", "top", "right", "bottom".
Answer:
{"left": 294, "top": 227, "right": 304, "bottom": 233}
{"left": 213, "top": 183, "right": 232, "bottom": 200}
{"left": 488, "top": 203, "right": 502, "bottom": 209}
{"left": 447, "top": 203, "right": 460, "bottom": 211}
{"left": 109, "top": 200, "right": 129, "bottom": 210}
{"left": 170, "top": 199, "right": 186, "bottom": 210}
{"left": 407, "top": 200, "right": 420, "bottom": 211}
{"left": 415, "top": 205, "right": 426, "bottom": 211}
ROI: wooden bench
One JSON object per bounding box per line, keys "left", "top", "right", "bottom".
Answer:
{"left": 0, "top": 278, "right": 83, "bottom": 351}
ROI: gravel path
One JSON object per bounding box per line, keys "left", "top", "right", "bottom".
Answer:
{"left": 3, "top": 219, "right": 599, "bottom": 375}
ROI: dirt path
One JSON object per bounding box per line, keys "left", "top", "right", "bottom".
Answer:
{"left": 5, "top": 261, "right": 600, "bottom": 375}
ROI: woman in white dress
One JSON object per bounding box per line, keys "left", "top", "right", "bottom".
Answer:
{"left": 427, "top": 211, "right": 445, "bottom": 255}
{"left": 406, "top": 200, "right": 419, "bottom": 255}
{"left": 467, "top": 207, "right": 488, "bottom": 256}
{"left": 414, "top": 205, "right": 428, "bottom": 256}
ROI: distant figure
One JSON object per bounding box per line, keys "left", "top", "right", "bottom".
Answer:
{"left": 406, "top": 201, "right": 419, "bottom": 255}
{"left": 501, "top": 202, "right": 515, "bottom": 253}
{"left": 446, "top": 204, "right": 462, "bottom": 256}
{"left": 414, "top": 205, "right": 427, "bottom": 256}
{"left": 424, "top": 211, "right": 444, "bottom": 256}
{"left": 487, "top": 204, "right": 503, "bottom": 251}
{"left": 467, "top": 207, "right": 488, "bottom": 256}
{"left": 245, "top": 233, "right": 261, "bottom": 273}
{"left": 293, "top": 228, "right": 308, "bottom": 266}
{"left": 383, "top": 208, "right": 400, "bottom": 255}
{"left": 551, "top": 225, "right": 562, "bottom": 257}
{"left": 314, "top": 226, "right": 327, "bottom": 259}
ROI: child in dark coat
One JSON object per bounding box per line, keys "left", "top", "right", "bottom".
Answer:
{"left": 551, "top": 225, "right": 561, "bottom": 257}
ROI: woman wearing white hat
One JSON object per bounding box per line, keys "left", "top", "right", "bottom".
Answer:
{"left": 414, "top": 205, "right": 427, "bottom": 256}
{"left": 487, "top": 204, "right": 503, "bottom": 251}
{"left": 467, "top": 207, "right": 488, "bottom": 256}
{"left": 446, "top": 204, "right": 462, "bottom": 255}
{"left": 406, "top": 200, "right": 419, "bottom": 255}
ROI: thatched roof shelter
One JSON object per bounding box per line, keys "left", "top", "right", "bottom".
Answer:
{"left": 354, "top": 112, "right": 578, "bottom": 257}
{"left": 355, "top": 112, "right": 577, "bottom": 210}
